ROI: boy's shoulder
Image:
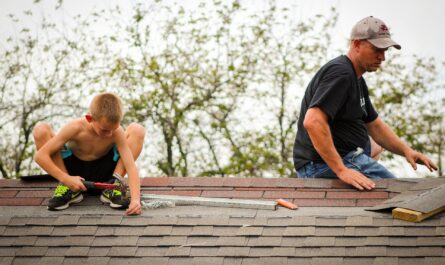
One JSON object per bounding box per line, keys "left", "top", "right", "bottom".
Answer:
{"left": 59, "top": 118, "right": 88, "bottom": 134}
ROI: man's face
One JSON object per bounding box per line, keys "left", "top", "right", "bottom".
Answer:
{"left": 358, "top": 40, "right": 388, "bottom": 73}
{"left": 91, "top": 118, "right": 120, "bottom": 138}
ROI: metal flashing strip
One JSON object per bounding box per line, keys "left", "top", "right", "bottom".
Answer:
{"left": 142, "top": 194, "right": 278, "bottom": 210}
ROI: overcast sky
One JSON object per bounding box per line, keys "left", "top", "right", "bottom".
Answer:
{"left": 1, "top": 0, "right": 444, "bottom": 61}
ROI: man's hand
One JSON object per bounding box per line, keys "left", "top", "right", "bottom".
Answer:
{"left": 63, "top": 176, "right": 86, "bottom": 192}
{"left": 405, "top": 149, "right": 438, "bottom": 172}
{"left": 126, "top": 199, "right": 142, "bottom": 215}
{"left": 337, "top": 168, "right": 376, "bottom": 190}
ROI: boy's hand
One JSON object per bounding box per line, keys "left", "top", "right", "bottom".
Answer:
{"left": 126, "top": 199, "right": 142, "bottom": 215}
{"left": 63, "top": 176, "right": 87, "bottom": 192}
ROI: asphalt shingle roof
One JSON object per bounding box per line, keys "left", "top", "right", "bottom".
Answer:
{"left": 0, "top": 176, "right": 445, "bottom": 265}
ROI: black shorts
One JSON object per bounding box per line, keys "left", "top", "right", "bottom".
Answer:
{"left": 62, "top": 145, "right": 119, "bottom": 183}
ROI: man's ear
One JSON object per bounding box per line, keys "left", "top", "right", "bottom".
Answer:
{"left": 85, "top": 114, "right": 92, "bottom": 122}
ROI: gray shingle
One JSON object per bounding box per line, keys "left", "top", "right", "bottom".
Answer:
{"left": 190, "top": 247, "right": 219, "bottom": 257}
{"left": 258, "top": 257, "right": 288, "bottom": 265}
{"left": 271, "top": 247, "right": 295, "bottom": 257}
{"left": 65, "top": 247, "right": 89, "bottom": 256}
{"left": 335, "top": 237, "right": 366, "bottom": 247}
{"left": 346, "top": 216, "right": 373, "bottom": 226}
{"left": 167, "top": 257, "right": 194, "bottom": 265}
{"left": 283, "top": 227, "right": 315, "bottom": 236}
{"left": 287, "top": 257, "right": 312, "bottom": 265}
{"left": 36, "top": 257, "right": 64, "bottom": 265}
{"left": 281, "top": 237, "right": 306, "bottom": 246}
{"left": 248, "top": 247, "right": 272, "bottom": 257}
{"left": 266, "top": 217, "right": 292, "bottom": 226}
{"left": 222, "top": 257, "right": 242, "bottom": 265}
{"left": 315, "top": 227, "right": 345, "bottom": 236}
{"left": 15, "top": 246, "right": 48, "bottom": 256}
{"left": 54, "top": 216, "right": 80, "bottom": 226}
{"left": 120, "top": 217, "right": 153, "bottom": 226}
{"left": 35, "top": 237, "right": 66, "bottom": 247}
{"left": 139, "top": 257, "right": 169, "bottom": 265}
{"left": 212, "top": 227, "right": 239, "bottom": 236}
{"left": 404, "top": 227, "right": 437, "bottom": 236}
{"left": 137, "top": 236, "right": 162, "bottom": 246}
{"left": 345, "top": 227, "right": 378, "bottom": 236}
{"left": 94, "top": 227, "right": 115, "bottom": 236}
{"left": 374, "top": 257, "right": 399, "bottom": 265}
{"left": 87, "top": 247, "right": 110, "bottom": 257}
{"left": 343, "top": 258, "right": 374, "bottom": 265}
{"left": 135, "top": 247, "right": 168, "bottom": 257}
{"left": 417, "top": 236, "right": 445, "bottom": 246}
{"left": 217, "top": 247, "right": 250, "bottom": 257}
{"left": 159, "top": 236, "right": 188, "bottom": 246}
{"left": 166, "top": 246, "right": 191, "bottom": 256}
{"left": 171, "top": 226, "right": 193, "bottom": 236}
{"left": 186, "top": 236, "right": 218, "bottom": 246}
{"left": 114, "top": 227, "right": 145, "bottom": 236}
{"left": 64, "top": 236, "right": 95, "bottom": 246}
{"left": 192, "top": 257, "right": 224, "bottom": 265}
{"left": 293, "top": 247, "right": 320, "bottom": 257}
{"left": 146, "top": 216, "right": 179, "bottom": 225}
{"left": 311, "top": 257, "right": 343, "bottom": 265}
{"left": 437, "top": 227, "right": 445, "bottom": 236}
{"left": 8, "top": 217, "right": 29, "bottom": 226}
{"left": 13, "top": 236, "right": 37, "bottom": 246}
{"left": 0, "top": 217, "right": 11, "bottom": 225}
{"left": 8, "top": 257, "right": 38, "bottom": 265}
{"left": 364, "top": 237, "right": 390, "bottom": 246}
{"left": 247, "top": 237, "right": 282, "bottom": 247}
{"left": 216, "top": 237, "right": 247, "bottom": 246}
{"left": 191, "top": 226, "right": 214, "bottom": 236}
{"left": 228, "top": 217, "right": 256, "bottom": 226}
{"left": 197, "top": 216, "right": 230, "bottom": 226}
{"left": 45, "top": 247, "right": 68, "bottom": 257}
{"left": 78, "top": 217, "right": 102, "bottom": 225}
{"left": 316, "top": 217, "right": 346, "bottom": 226}
{"left": 29, "top": 227, "right": 54, "bottom": 236}
{"left": 236, "top": 227, "right": 263, "bottom": 236}
{"left": 92, "top": 236, "right": 138, "bottom": 246}
{"left": 389, "top": 237, "right": 417, "bottom": 246}
{"left": 0, "top": 237, "right": 15, "bottom": 246}
{"left": 353, "top": 246, "right": 387, "bottom": 257}
{"left": 143, "top": 226, "right": 173, "bottom": 236}
{"left": 3, "top": 227, "right": 31, "bottom": 236}
{"left": 424, "top": 257, "right": 445, "bottom": 265}
{"left": 398, "top": 258, "right": 425, "bottom": 265}
{"left": 372, "top": 218, "right": 394, "bottom": 227}
{"left": 262, "top": 227, "right": 285, "bottom": 236}
{"left": 85, "top": 257, "right": 110, "bottom": 265}
{"left": 98, "top": 216, "right": 122, "bottom": 225}
{"left": 107, "top": 257, "right": 144, "bottom": 265}
{"left": 108, "top": 246, "right": 137, "bottom": 256}
{"left": 378, "top": 227, "right": 404, "bottom": 236}
{"left": 60, "top": 257, "right": 87, "bottom": 265}
{"left": 291, "top": 216, "right": 316, "bottom": 226}
{"left": 303, "top": 236, "right": 335, "bottom": 247}
{"left": 177, "top": 217, "right": 203, "bottom": 225}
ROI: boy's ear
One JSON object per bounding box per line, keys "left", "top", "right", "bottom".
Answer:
{"left": 85, "top": 114, "right": 92, "bottom": 122}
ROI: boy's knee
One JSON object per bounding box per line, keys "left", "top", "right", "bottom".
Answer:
{"left": 127, "top": 123, "right": 145, "bottom": 140}
{"left": 33, "top": 122, "right": 52, "bottom": 141}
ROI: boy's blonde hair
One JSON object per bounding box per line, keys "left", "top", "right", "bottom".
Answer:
{"left": 89, "top": 92, "right": 123, "bottom": 124}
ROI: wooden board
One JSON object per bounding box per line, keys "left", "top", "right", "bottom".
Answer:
{"left": 392, "top": 205, "right": 445, "bottom": 222}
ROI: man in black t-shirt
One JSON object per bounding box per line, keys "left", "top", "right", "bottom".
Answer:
{"left": 293, "top": 16, "right": 437, "bottom": 190}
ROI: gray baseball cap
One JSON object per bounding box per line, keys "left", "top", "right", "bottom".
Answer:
{"left": 350, "top": 16, "right": 401, "bottom": 50}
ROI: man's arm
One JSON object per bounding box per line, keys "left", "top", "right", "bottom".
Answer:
{"left": 366, "top": 118, "right": 437, "bottom": 171}
{"left": 34, "top": 122, "right": 87, "bottom": 192}
{"left": 304, "top": 107, "right": 376, "bottom": 190}
{"left": 114, "top": 128, "right": 141, "bottom": 215}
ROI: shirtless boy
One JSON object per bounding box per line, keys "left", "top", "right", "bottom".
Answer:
{"left": 33, "top": 92, "right": 145, "bottom": 215}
